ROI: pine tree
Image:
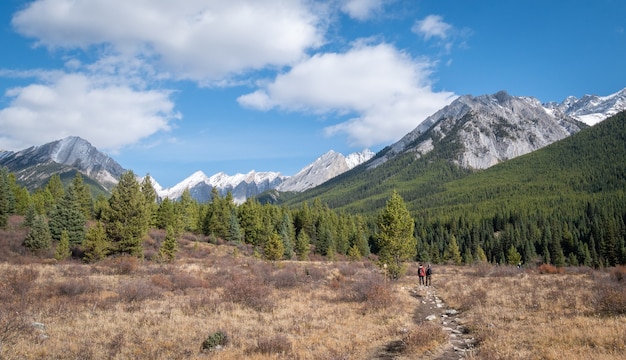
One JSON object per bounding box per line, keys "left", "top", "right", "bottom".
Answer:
{"left": 71, "top": 173, "right": 93, "bottom": 219}
{"left": 141, "top": 175, "right": 159, "bottom": 227}
{"left": 24, "top": 216, "right": 52, "bottom": 254}
{"left": 82, "top": 221, "right": 110, "bottom": 262}
{"left": 158, "top": 225, "right": 179, "bottom": 263}
{"left": 177, "top": 188, "right": 199, "bottom": 232}
{"left": 506, "top": 245, "right": 522, "bottom": 266}
{"left": 48, "top": 184, "right": 86, "bottom": 245}
{"left": 102, "top": 170, "right": 149, "bottom": 257}
{"left": 227, "top": 209, "right": 243, "bottom": 243}
{"left": 0, "top": 168, "right": 10, "bottom": 229}
{"left": 264, "top": 232, "right": 284, "bottom": 261}
{"left": 45, "top": 174, "right": 65, "bottom": 205}
{"left": 376, "top": 191, "right": 416, "bottom": 280}
{"left": 295, "top": 230, "right": 310, "bottom": 261}
{"left": 54, "top": 230, "right": 72, "bottom": 261}
{"left": 279, "top": 212, "right": 295, "bottom": 259}
{"left": 347, "top": 243, "right": 361, "bottom": 261}
{"left": 475, "top": 246, "right": 488, "bottom": 263}
{"left": 444, "top": 235, "right": 462, "bottom": 265}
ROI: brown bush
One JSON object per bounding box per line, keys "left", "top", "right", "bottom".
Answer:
{"left": 610, "top": 265, "right": 626, "bottom": 282}
{"left": 101, "top": 255, "right": 141, "bottom": 275}
{"left": 592, "top": 276, "right": 626, "bottom": 315}
{"left": 222, "top": 275, "right": 274, "bottom": 312}
{"left": 170, "top": 271, "right": 208, "bottom": 291}
{"left": 54, "top": 278, "right": 99, "bottom": 297}
{"left": 5, "top": 267, "right": 39, "bottom": 297}
{"left": 401, "top": 322, "right": 448, "bottom": 354}
{"left": 304, "top": 265, "right": 327, "bottom": 282}
{"left": 537, "top": 263, "right": 564, "bottom": 274}
{"left": 270, "top": 267, "right": 300, "bottom": 289}
{"left": 118, "top": 279, "right": 163, "bottom": 302}
{"left": 349, "top": 273, "right": 396, "bottom": 310}
{"left": 251, "top": 334, "right": 292, "bottom": 356}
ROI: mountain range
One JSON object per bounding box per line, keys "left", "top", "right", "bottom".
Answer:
{"left": 1, "top": 87, "right": 625, "bottom": 203}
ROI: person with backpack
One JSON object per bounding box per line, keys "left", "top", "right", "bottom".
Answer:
{"left": 426, "top": 264, "right": 432, "bottom": 287}
{"left": 418, "top": 263, "right": 426, "bottom": 286}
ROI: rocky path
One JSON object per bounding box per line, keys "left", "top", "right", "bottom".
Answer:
{"left": 412, "top": 285, "right": 477, "bottom": 359}
{"left": 373, "top": 285, "right": 478, "bottom": 359}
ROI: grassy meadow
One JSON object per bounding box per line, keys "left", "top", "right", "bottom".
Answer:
{"left": 1, "top": 216, "right": 625, "bottom": 359}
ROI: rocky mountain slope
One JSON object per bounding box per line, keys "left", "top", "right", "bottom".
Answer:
{"left": 0, "top": 136, "right": 124, "bottom": 191}
{"left": 367, "top": 91, "right": 587, "bottom": 171}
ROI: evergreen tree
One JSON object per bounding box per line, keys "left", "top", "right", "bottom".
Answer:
{"left": 264, "top": 231, "right": 284, "bottom": 261}
{"left": 295, "top": 230, "right": 310, "bottom": 261}
{"left": 45, "top": 174, "right": 65, "bottom": 205}
{"left": 347, "top": 243, "right": 362, "bottom": 261}
{"left": 177, "top": 188, "right": 199, "bottom": 232}
{"left": 54, "top": 229, "right": 72, "bottom": 261}
{"left": 0, "top": 168, "right": 10, "bottom": 229}
{"left": 158, "top": 225, "right": 179, "bottom": 262}
{"left": 48, "top": 184, "right": 86, "bottom": 245}
{"left": 279, "top": 212, "right": 294, "bottom": 258}
{"left": 506, "top": 245, "right": 522, "bottom": 266}
{"left": 71, "top": 172, "right": 93, "bottom": 219}
{"left": 475, "top": 246, "right": 488, "bottom": 263}
{"left": 82, "top": 221, "right": 110, "bottom": 262}
{"left": 443, "top": 235, "right": 462, "bottom": 265}
{"left": 24, "top": 216, "right": 52, "bottom": 253}
{"left": 376, "top": 191, "right": 416, "bottom": 280}
{"left": 23, "top": 203, "right": 37, "bottom": 228}
{"left": 141, "top": 174, "right": 159, "bottom": 227}
{"left": 227, "top": 209, "right": 243, "bottom": 243}
{"left": 102, "top": 170, "right": 149, "bottom": 257}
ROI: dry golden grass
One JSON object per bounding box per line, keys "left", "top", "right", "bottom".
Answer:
{"left": 435, "top": 265, "right": 626, "bottom": 360}
{"left": 0, "top": 240, "right": 428, "bottom": 360}
{"left": 1, "top": 231, "right": 625, "bottom": 360}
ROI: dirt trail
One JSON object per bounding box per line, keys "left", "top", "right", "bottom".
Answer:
{"left": 414, "top": 285, "right": 477, "bottom": 359}
{"left": 373, "top": 285, "right": 478, "bottom": 359}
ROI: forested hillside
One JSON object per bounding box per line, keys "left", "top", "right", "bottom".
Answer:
{"left": 281, "top": 111, "right": 626, "bottom": 266}
{"left": 1, "top": 113, "right": 625, "bottom": 268}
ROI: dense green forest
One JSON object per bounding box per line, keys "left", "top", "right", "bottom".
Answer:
{"left": 1, "top": 111, "right": 625, "bottom": 267}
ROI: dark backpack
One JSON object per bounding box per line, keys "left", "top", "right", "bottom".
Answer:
{"left": 426, "top": 267, "right": 432, "bottom": 276}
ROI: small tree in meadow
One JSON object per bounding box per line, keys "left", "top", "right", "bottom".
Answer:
{"left": 82, "top": 221, "right": 110, "bottom": 263}
{"left": 24, "top": 216, "right": 51, "bottom": 254}
{"left": 54, "top": 229, "right": 72, "bottom": 261}
{"left": 264, "top": 232, "right": 284, "bottom": 261}
{"left": 158, "top": 225, "right": 179, "bottom": 262}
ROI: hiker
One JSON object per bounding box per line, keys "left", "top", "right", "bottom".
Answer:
{"left": 418, "top": 263, "right": 425, "bottom": 286}
{"left": 426, "top": 264, "right": 432, "bottom": 287}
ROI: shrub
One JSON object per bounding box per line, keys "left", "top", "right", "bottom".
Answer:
{"left": 55, "top": 278, "right": 98, "bottom": 297}
{"left": 401, "top": 322, "right": 448, "bottom": 354}
{"left": 592, "top": 276, "right": 626, "bottom": 315}
{"left": 610, "top": 265, "right": 626, "bottom": 282}
{"left": 222, "top": 275, "right": 274, "bottom": 312}
{"left": 252, "top": 334, "right": 292, "bottom": 355}
{"left": 201, "top": 331, "right": 228, "bottom": 352}
{"left": 349, "top": 273, "right": 395, "bottom": 310}
{"left": 537, "top": 263, "right": 563, "bottom": 274}
{"left": 118, "top": 279, "right": 163, "bottom": 303}
{"left": 270, "top": 268, "right": 299, "bottom": 289}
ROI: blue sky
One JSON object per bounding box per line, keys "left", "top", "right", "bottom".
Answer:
{"left": 0, "top": 0, "right": 625, "bottom": 188}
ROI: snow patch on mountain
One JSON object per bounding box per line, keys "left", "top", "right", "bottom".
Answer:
{"left": 544, "top": 88, "right": 626, "bottom": 126}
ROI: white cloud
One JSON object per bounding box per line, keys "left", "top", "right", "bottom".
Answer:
{"left": 340, "top": 0, "right": 384, "bottom": 21}
{"left": 412, "top": 15, "right": 452, "bottom": 40}
{"left": 238, "top": 42, "right": 456, "bottom": 147}
{"left": 0, "top": 73, "right": 180, "bottom": 152}
{"left": 12, "top": 0, "right": 325, "bottom": 84}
